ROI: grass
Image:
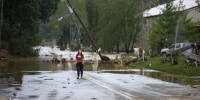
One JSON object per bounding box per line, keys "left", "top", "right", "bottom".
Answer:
{"left": 120, "top": 54, "right": 200, "bottom": 85}
{"left": 131, "top": 56, "right": 200, "bottom": 77}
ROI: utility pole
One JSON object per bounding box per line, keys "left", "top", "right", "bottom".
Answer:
{"left": 66, "top": 0, "right": 103, "bottom": 60}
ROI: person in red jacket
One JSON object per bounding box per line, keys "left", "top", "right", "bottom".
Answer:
{"left": 75, "top": 49, "right": 84, "bottom": 79}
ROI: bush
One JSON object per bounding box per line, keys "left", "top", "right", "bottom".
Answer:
{"left": 9, "top": 41, "right": 38, "bottom": 57}
{"left": 60, "top": 46, "right": 65, "bottom": 51}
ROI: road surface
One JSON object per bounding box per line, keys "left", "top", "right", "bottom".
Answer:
{"left": 0, "top": 70, "right": 200, "bottom": 100}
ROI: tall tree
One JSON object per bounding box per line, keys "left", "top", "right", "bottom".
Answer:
{"left": 42, "top": 0, "right": 141, "bottom": 53}
{"left": 149, "top": 0, "right": 196, "bottom": 55}
{"left": 121, "top": 0, "right": 140, "bottom": 53}
{"left": 86, "top": 0, "right": 99, "bottom": 34}
{"left": 38, "top": 0, "right": 60, "bottom": 23}
{"left": 2, "top": 0, "right": 59, "bottom": 56}
{"left": 97, "top": 0, "right": 141, "bottom": 53}
{"left": 97, "top": 0, "right": 124, "bottom": 52}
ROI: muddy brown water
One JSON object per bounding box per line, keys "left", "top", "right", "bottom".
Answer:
{"left": 0, "top": 57, "right": 197, "bottom": 87}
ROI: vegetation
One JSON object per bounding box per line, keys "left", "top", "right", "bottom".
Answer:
{"left": 131, "top": 56, "right": 200, "bottom": 77}
{"left": 40, "top": 0, "right": 87, "bottom": 50}
{"left": 40, "top": 0, "right": 72, "bottom": 49}
{"left": 41, "top": 0, "right": 200, "bottom": 54}
{"left": 120, "top": 52, "right": 200, "bottom": 85}
{"left": 97, "top": 0, "right": 141, "bottom": 53}
{"left": 1, "top": 0, "right": 200, "bottom": 57}
{"left": 149, "top": 0, "right": 196, "bottom": 56}
{"left": 44, "top": 0, "right": 141, "bottom": 52}
{"left": 1, "top": 0, "right": 60, "bottom": 56}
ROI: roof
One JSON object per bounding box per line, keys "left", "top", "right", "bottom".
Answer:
{"left": 143, "top": 0, "right": 198, "bottom": 17}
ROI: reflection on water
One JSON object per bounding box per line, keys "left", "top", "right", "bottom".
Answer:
{"left": 0, "top": 57, "right": 194, "bottom": 86}
{"left": 91, "top": 60, "right": 98, "bottom": 71}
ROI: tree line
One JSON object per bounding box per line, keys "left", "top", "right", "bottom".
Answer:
{"left": 1, "top": 0, "right": 59, "bottom": 56}
{"left": 1, "top": 0, "right": 200, "bottom": 56}
{"left": 45, "top": 0, "right": 141, "bottom": 53}
{"left": 53, "top": 0, "right": 199, "bottom": 55}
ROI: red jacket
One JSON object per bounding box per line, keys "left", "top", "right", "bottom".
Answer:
{"left": 76, "top": 54, "right": 84, "bottom": 63}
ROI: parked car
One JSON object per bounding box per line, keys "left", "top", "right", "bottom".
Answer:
{"left": 160, "top": 43, "right": 192, "bottom": 57}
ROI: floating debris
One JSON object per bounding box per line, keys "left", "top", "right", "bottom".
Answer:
{"left": 63, "top": 86, "right": 66, "bottom": 88}
{"left": 29, "top": 95, "right": 39, "bottom": 98}
{"left": 8, "top": 84, "right": 21, "bottom": 87}
{"left": 44, "top": 78, "right": 54, "bottom": 80}
{"left": 191, "top": 85, "right": 200, "bottom": 88}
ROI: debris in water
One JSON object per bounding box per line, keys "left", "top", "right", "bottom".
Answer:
{"left": 15, "top": 87, "right": 21, "bottom": 91}
{"left": 8, "top": 84, "right": 21, "bottom": 87}
{"left": 191, "top": 85, "right": 200, "bottom": 88}
{"left": 29, "top": 95, "right": 38, "bottom": 98}
{"left": 63, "top": 86, "right": 66, "bottom": 88}
{"left": 44, "top": 78, "right": 53, "bottom": 80}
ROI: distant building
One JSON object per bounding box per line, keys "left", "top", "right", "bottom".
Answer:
{"left": 141, "top": 0, "right": 200, "bottom": 49}
{"left": 144, "top": 0, "right": 174, "bottom": 8}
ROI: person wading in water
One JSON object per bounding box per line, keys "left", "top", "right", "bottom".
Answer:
{"left": 75, "top": 49, "right": 84, "bottom": 79}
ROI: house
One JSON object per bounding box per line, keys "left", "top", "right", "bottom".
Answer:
{"left": 143, "top": 0, "right": 200, "bottom": 22}
{"left": 142, "top": 0, "right": 200, "bottom": 49}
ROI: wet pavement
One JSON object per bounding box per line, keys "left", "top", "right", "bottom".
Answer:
{"left": 0, "top": 56, "right": 200, "bottom": 100}
{"left": 6, "top": 71, "right": 130, "bottom": 100}
{"left": 1, "top": 70, "right": 200, "bottom": 100}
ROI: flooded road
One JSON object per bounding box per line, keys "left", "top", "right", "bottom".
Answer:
{"left": 0, "top": 57, "right": 189, "bottom": 85}
{"left": 0, "top": 57, "right": 200, "bottom": 100}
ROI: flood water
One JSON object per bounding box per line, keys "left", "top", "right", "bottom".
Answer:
{"left": 0, "top": 56, "right": 194, "bottom": 87}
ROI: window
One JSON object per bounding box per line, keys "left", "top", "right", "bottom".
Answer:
{"left": 169, "top": 44, "right": 175, "bottom": 49}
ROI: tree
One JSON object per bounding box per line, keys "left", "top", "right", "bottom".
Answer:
{"left": 2, "top": 0, "right": 60, "bottom": 56}
{"left": 41, "top": 0, "right": 141, "bottom": 53}
{"left": 149, "top": 0, "right": 195, "bottom": 55}
{"left": 196, "top": 0, "right": 200, "bottom": 6}
{"left": 86, "top": 0, "right": 99, "bottom": 34}
{"left": 97, "top": 0, "right": 141, "bottom": 53}
{"left": 42, "top": 0, "right": 70, "bottom": 49}
{"left": 178, "top": 16, "right": 197, "bottom": 43}
{"left": 121, "top": 1, "right": 140, "bottom": 53}
{"left": 38, "top": 0, "right": 60, "bottom": 23}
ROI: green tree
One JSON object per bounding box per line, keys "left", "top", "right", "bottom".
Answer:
{"left": 42, "top": 0, "right": 141, "bottom": 53}
{"left": 97, "top": 0, "right": 124, "bottom": 52}
{"left": 70, "top": 0, "right": 92, "bottom": 48}
{"left": 121, "top": 1, "right": 140, "bottom": 53}
{"left": 149, "top": 0, "right": 195, "bottom": 55}
{"left": 86, "top": 0, "right": 99, "bottom": 34}
{"left": 178, "top": 16, "right": 197, "bottom": 42}
{"left": 196, "top": 0, "right": 200, "bottom": 6}
{"left": 97, "top": 0, "right": 140, "bottom": 53}
{"left": 45, "top": 0, "right": 69, "bottom": 48}
{"left": 2, "top": 0, "right": 59, "bottom": 56}
{"left": 38, "top": 0, "right": 60, "bottom": 23}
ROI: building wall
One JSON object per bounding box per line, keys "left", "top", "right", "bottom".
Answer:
{"left": 186, "top": 7, "right": 200, "bottom": 23}
{"left": 134, "top": 16, "right": 158, "bottom": 49}
{"left": 142, "top": 6, "right": 200, "bottom": 49}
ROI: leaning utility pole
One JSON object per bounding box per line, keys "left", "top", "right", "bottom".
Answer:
{"left": 66, "top": 0, "right": 103, "bottom": 60}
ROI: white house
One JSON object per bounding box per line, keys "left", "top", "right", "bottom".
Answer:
{"left": 141, "top": 0, "right": 200, "bottom": 48}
